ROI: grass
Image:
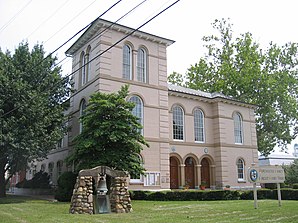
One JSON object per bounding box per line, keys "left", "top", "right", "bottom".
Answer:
{"left": 0, "top": 195, "right": 297, "bottom": 223}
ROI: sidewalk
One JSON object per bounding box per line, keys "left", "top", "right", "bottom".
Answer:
{"left": 7, "top": 191, "right": 57, "bottom": 202}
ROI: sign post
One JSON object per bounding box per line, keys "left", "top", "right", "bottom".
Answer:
{"left": 248, "top": 165, "right": 285, "bottom": 208}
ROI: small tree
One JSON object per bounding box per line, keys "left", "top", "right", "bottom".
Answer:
{"left": 284, "top": 159, "right": 298, "bottom": 185}
{"left": 67, "top": 85, "right": 149, "bottom": 177}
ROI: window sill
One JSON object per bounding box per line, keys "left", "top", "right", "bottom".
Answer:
{"left": 173, "top": 139, "right": 184, "bottom": 142}
{"left": 195, "top": 141, "right": 205, "bottom": 144}
{"left": 238, "top": 179, "right": 246, "bottom": 183}
{"left": 129, "top": 180, "right": 143, "bottom": 185}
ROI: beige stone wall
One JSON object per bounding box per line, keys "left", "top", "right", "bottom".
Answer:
{"left": 30, "top": 19, "right": 258, "bottom": 191}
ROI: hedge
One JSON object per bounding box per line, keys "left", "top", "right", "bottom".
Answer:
{"left": 130, "top": 189, "right": 298, "bottom": 201}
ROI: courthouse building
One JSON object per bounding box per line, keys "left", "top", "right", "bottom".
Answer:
{"left": 27, "top": 18, "right": 258, "bottom": 190}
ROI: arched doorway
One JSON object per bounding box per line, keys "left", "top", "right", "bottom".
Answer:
{"left": 170, "top": 157, "right": 179, "bottom": 189}
{"left": 185, "top": 157, "right": 195, "bottom": 189}
{"left": 201, "top": 158, "right": 210, "bottom": 188}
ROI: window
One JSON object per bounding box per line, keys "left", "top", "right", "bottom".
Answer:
{"left": 48, "top": 162, "right": 54, "bottom": 182}
{"left": 40, "top": 164, "right": 46, "bottom": 172}
{"left": 80, "top": 51, "right": 86, "bottom": 86}
{"left": 57, "top": 161, "right": 63, "bottom": 178}
{"left": 144, "top": 172, "right": 160, "bottom": 186}
{"left": 32, "top": 165, "right": 37, "bottom": 176}
{"left": 237, "top": 158, "right": 245, "bottom": 181}
{"left": 130, "top": 155, "right": 144, "bottom": 184}
{"left": 57, "top": 138, "right": 63, "bottom": 148}
{"left": 123, "top": 44, "right": 132, "bottom": 80}
{"left": 129, "top": 95, "right": 144, "bottom": 135}
{"left": 79, "top": 46, "right": 91, "bottom": 86}
{"left": 85, "top": 45, "right": 91, "bottom": 83}
{"left": 194, "top": 108, "right": 205, "bottom": 142}
{"left": 79, "top": 99, "right": 87, "bottom": 133}
{"left": 233, "top": 112, "right": 243, "bottom": 144}
{"left": 173, "top": 105, "right": 184, "bottom": 140}
{"left": 137, "top": 48, "right": 147, "bottom": 82}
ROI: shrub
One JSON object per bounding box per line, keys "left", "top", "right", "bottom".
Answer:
{"left": 130, "top": 189, "right": 298, "bottom": 201}
{"left": 129, "top": 190, "right": 149, "bottom": 200}
{"left": 15, "top": 171, "right": 51, "bottom": 189}
{"left": 292, "top": 183, "right": 298, "bottom": 189}
{"left": 279, "top": 189, "right": 298, "bottom": 200}
{"left": 54, "top": 171, "right": 77, "bottom": 202}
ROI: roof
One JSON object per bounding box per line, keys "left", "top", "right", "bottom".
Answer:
{"left": 168, "top": 84, "right": 257, "bottom": 108}
{"left": 259, "top": 153, "right": 297, "bottom": 160}
{"left": 65, "top": 18, "right": 175, "bottom": 56}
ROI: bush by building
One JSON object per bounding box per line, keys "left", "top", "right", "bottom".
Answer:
{"left": 54, "top": 171, "right": 77, "bottom": 202}
{"left": 15, "top": 171, "right": 51, "bottom": 189}
{"left": 130, "top": 189, "right": 298, "bottom": 201}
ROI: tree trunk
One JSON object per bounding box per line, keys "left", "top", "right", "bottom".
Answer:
{"left": 0, "top": 160, "right": 7, "bottom": 197}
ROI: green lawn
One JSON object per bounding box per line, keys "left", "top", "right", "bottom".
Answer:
{"left": 0, "top": 195, "right": 297, "bottom": 223}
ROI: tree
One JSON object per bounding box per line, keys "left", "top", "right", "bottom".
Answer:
{"left": 67, "top": 85, "right": 149, "bottom": 177}
{"left": 284, "top": 159, "right": 298, "bottom": 185}
{"left": 169, "top": 19, "right": 298, "bottom": 155}
{"left": 0, "top": 42, "right": 70, "bottom": 197}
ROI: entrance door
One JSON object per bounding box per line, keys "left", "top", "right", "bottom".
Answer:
{"left": 170, "top": 157, "right": 179, "bottom": 189}
{"left": 201, "top": 158, "right": 210, "bottom": 188}
{"left": 185, "top": 157, "right": 195, "bottom": 189}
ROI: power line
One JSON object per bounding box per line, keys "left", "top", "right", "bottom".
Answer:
{"left": 65, "top": 0, "right": 149, "bottom": 55}
{"left": 0, "top": 0, "right": 33, "bottom": 34}
{"left": 26, "top": 0, "right": 71, "bottom": 39}
{"left": 52, "top": 0, "right": 148, "bottom": 79}
{"left": 44, "top": 0, "right": 97, "bottom": 44}
{"left": 1, "top": 0, "right": 124, "bottom": 118}
{"left": 49, "top": 0, "right": 123, "bottom": 58}
{"left": 70, "top": 0, "right": 180, "bottom": 79}
{"left": 1, "top": 0, "right": 180, "bottom": 118}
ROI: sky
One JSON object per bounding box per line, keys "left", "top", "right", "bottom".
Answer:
{"left": 1, "top": 0, "right": 298, "bottom": 155}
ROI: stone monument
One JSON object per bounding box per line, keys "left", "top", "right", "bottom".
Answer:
{"left": 69, "top": 166, "right": 132, "bottom": 214}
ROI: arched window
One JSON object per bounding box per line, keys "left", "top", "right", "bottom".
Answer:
{"left": 137, "top": 48, "right": 147, "bottom": 83}
{"left": 79, "top": 99, "right": 87, "bottom": 133}
{"left": 194, "top": 108, "right": 205, "bottom": 142}
{"left": 48, "top": 162, "right": 54, "bottom": 182}
{"left": 237, "top": 158, "right": 245, "bottom": 180}
{"left": 57, "top": 160, "right": 63, "bottom": 178}
{"left": 80, "top": 51, "right": 86, "bottom": 86}
{"left": 173, "top": 105, "right": 184, "bottom": 140}
{"left": 85, "top": 45, "right": 91, "bottom": 83}
{"left": 123, "top": 44, "right": 132, "bottom": 80}
{"left": 233, "top": 112, "right": 243, "bottom": 144}
{"left": 40, "top": 164, "right": 46, "bottom": 172}
{"left": 129, "top": 95, "right": 144, "bottom": 135}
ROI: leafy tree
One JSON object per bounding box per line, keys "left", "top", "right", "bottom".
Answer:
{"left": 284, "top": 159, "right": 298, "bottom": 185}
{"left": 169, "top": 19, "right": 298, "bottom": 155}
{"left": 168, "top": 71, "right": 184, "bottom": 87}
{"left": 0, "top": 42, "right": 70, "bottom": 197}
{"left": 67, "top": 85, "right": 149, "bottom": 177}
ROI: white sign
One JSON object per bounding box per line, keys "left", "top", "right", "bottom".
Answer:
{"left": 248, "top": 165, "right": 285, "bottom": 183}
{"left": 247, "top": 165, "right": 285, "bottom": 209}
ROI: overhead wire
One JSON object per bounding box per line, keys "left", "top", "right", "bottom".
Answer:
{"left": 69, "top": 0, "right": 149, "bottom": 55}
{"left": 53, "top": 0, "right": 148, "bottom": 74}
{"left": 44, "top": 0, "right": 97, "bottom": 44}
{"left": 1, "top": 0, "right": 124, "bottom": 118}
{"left": 26, "top": 0, "right": 72, "bottom": 39}
{"left": 0, "top": 0, "right": 33, "bottom": 34}
{"left": 1, "top": 0, "right": 180, "bottom": 118}
{"left": 68, "top": 0, "right": 180, "bottom": 80}
{"left": 49, "top": 0, "right": 123, "bottom": 58}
